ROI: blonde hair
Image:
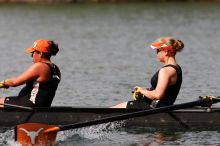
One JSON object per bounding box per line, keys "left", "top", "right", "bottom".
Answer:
{"left": 157, "top": 37, "right": 184, "bottom": 53}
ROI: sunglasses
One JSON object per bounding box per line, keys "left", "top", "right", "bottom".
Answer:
{"left": 31, "top": 50, "right": 41, "bottom": 57}
{"left": 156, "top": 49, "right": 162, "bottom": 54}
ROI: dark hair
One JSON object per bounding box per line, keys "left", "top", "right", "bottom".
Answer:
{"left": 42, "top": 41, "right": 59, "bottom": 59}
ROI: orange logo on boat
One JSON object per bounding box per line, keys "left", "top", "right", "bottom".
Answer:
{"left": 19, "top": 128, "right": 44, "bottom": 145}
{"left": 16, "top": 123, "right": 58, "bottom": 146}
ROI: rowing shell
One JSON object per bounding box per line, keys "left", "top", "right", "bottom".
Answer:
{"left": 1, "top": 106, "right": 220, "bottom": 130}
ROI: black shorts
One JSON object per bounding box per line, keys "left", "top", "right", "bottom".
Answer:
{"left": 4, "top": 95, "right": 35, "bottom": 108}
{"left": 126, "top": 100, "right": 151, "bottom": 109}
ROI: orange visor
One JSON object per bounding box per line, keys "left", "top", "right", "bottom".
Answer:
{"left": 26, "top": 39, "right": 50, "bottom": 53}
{"left": 150, "top": 42, "right": 176, "bottom": 53}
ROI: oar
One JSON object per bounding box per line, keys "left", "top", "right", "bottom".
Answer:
{"left": 15, "top": 96, "right": 220, "bottom": 146}
{"left": 0, "top": 103, "right": 33, "bottom": 111}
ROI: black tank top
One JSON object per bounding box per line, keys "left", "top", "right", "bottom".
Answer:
{"left": 150, "top": 64, "right": 182, "bottom": 107}
{"left": 18, "top": 62, "right": 61, "bottom": 107}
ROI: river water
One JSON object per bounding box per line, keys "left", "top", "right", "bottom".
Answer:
{"left": 1, "top": 2, "right": 220, "bottom": 145}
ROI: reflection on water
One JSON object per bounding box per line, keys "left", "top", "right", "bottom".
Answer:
{"left": 1, "top": 2, "right": 220, "bottom": 146}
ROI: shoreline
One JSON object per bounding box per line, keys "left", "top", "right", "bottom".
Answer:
{"left": 1, "top": 0, "right": 220, "bottom": 4}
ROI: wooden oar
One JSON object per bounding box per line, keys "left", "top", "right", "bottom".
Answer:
{"left": 15, "top": 96, "right": 220, "bottom": 146}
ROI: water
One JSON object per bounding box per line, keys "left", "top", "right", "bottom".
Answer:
{"left": 1, "top": 2, "right": 220, "bottom": 145}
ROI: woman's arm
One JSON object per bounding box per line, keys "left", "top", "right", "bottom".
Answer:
{"left": 0, "top": 63, "right": 42, "bottom": 87}
{"left": 135, "top": 67, "right": 176, "bottom": 100}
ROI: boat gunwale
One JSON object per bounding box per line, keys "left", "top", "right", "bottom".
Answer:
{"left": 0, "top": 106, "right": 218, "bottom": 113}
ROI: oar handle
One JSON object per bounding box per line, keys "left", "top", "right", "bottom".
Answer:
{"left": 0, "top": 83, "right": 4, "bottom": 88}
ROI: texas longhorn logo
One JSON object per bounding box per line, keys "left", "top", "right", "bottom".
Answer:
{"left": 19, "top": 128, "right": 44, "bottom": 144}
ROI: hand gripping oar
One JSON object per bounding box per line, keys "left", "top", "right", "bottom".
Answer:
{"left": 0, "top": 83, "right": 4, "bottom": 88}
{"left": 15, "top": 96, "right": 220, "bottom": 146}
{"left": 0, "top": 83, "right": 33, "bottom": 110}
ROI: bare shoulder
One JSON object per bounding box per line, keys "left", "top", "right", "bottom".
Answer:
{"left": 28, "top": 62, "right": 50, "bottom": 73}
{"left": 31, "top": 62, "right": 51, "bottom": 82}
{"left": 160, "top": 66, "right": 176, "bottom": 76}
{"left": 33, "top": 62, "right": 49, "bottom": 68}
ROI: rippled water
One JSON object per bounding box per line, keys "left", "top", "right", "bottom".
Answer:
{"left": 1, "top": 2, "right": 220, "bottom": 145}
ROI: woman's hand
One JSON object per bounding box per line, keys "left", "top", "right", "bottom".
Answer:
{"left": 0, "top": 80, "right": 9, "bottom": 89}
{"left": 132, "top": 86, "right": 144, "bottom": 100}
{"left": 134, "top": 86, "right": 143, "bottom": 93}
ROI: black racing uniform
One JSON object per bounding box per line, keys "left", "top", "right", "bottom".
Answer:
{"left": 4, "top": 62, "right": 61, "bottom": 107}
{"left": 127, "top": 64, "right": 182, "bottom": 109}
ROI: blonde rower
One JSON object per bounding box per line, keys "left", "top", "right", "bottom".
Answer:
{"left": 112, "top": 37, "right": 184, "bottom": 108}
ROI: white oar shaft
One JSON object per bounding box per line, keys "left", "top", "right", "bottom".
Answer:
{"left": 0, "top": 103, "right": 33, "bottom": 110}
